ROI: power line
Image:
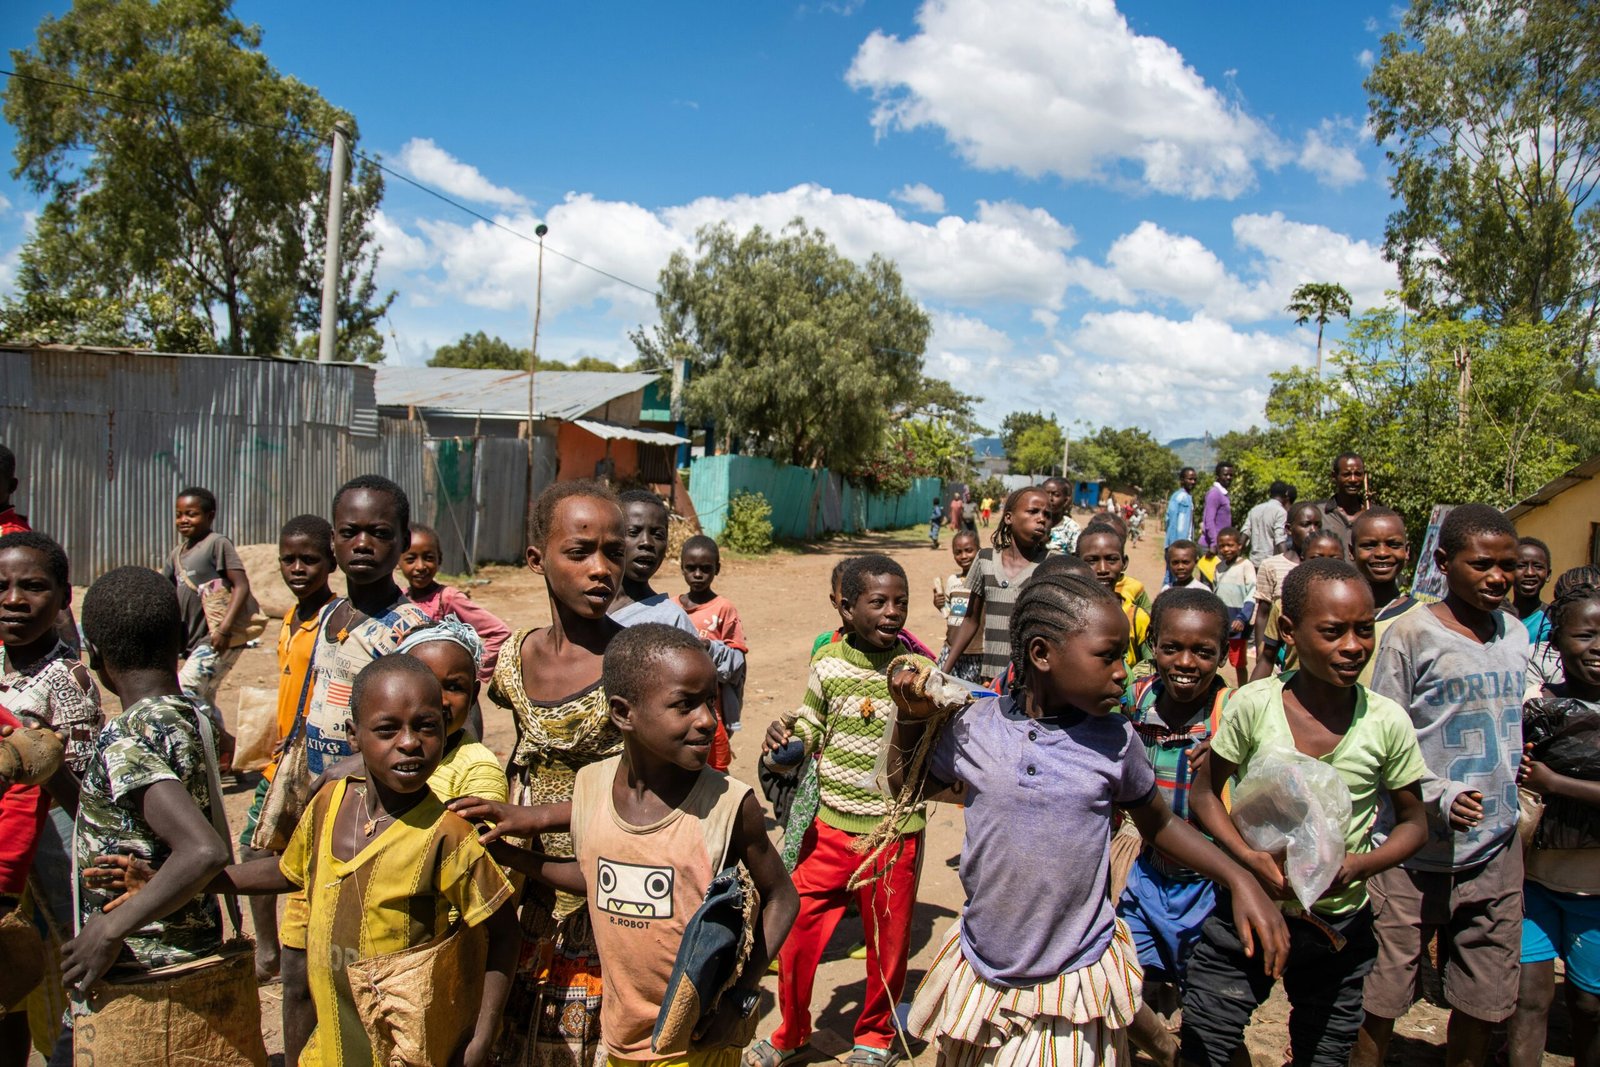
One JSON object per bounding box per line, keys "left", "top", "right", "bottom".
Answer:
{"left": 0, "top": 66, "right": 663, "bottom": 299}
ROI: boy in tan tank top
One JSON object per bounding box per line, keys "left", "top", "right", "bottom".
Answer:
{"left": 456, "top": 623, "right": 798, "bottom": 1067}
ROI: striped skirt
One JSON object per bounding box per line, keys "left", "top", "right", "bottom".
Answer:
{"left": 907, "top": 918, "right": 1143, "bottom": 1067}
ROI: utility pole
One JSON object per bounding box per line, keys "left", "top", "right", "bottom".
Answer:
{"left": 524, "top": 223, "right": 549, "bottom": 546}
{"left": 316, "top": 122, "right": 351, "bottom": 364}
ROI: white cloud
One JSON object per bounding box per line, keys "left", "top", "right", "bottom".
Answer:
{"left": 376, "top": 182, "right": 1090, "bottom": 322}
{"left": 0, "top": 193, "right": 10, "bottom": 216}
{"left": 1066, "top": 311, "right": 1312, "bottom": 430}
{"left": 1068, "top": 213, "right": 1395, "bottom": 322}
{"left": 372, "top": 209, "right": 432, "bottom": 273}
{"left": 891, "top": 182, "right": 946, "bottom": 214}
{"left": 396, "top": 138, "right": 529, "bottom": 209}
{"left": 1231, "top": 212, "right": 1394, "bottom": 314}
{"left": 371, "top": 179, "right": 1395, "bottom": 437}
{"left": 846, "top": 0, "right": 1287, "bottom": 199}
{"left": 1298, "top": 119, "right": 1367, "bottom": 187}
{"left": 1356, "top": 48, "right": 1375, "bottom": 69}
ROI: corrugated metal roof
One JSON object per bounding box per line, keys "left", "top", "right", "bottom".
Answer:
{"left": 1506, "top": 453, "right": 1600, "bottom": 521}
{"left": 571, "top": 419, "right": 690, "bottom": 446}
{"left": 374, "top": 367, "right": 661, "bottom": 421}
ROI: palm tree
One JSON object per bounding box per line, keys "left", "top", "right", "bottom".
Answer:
{"left": 1286, "top": 282, "right": 1353, "bottom": 382}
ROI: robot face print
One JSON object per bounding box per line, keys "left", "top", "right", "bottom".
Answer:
{"left": 595, "top": 858, "right": 675, "bottom": 919}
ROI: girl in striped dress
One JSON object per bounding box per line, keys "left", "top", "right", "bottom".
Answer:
{"left": 891, "top": 572, "right": 1288, "bottom": 1067}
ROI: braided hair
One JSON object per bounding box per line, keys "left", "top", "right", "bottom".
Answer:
{"left": 992, "top": 486, "right": 1047, "bottom": 551}
{"left": 1549, "top": 566, "right": 1600, "bottom": 645}
{"left": 1007, "top": 569, "right": 1121, "bottom": 695}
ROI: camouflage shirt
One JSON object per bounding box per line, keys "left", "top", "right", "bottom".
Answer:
{"left": 76, "top": 693, "right": 222, "bottom": 969}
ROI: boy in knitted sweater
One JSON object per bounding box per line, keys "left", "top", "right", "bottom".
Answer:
{"left": 755, "top": 554, "right": 930, "bottom": 1067}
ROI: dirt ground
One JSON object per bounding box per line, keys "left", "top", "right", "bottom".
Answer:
{"left": 49, "top": 514, "right": 1574, "bottom": 1066}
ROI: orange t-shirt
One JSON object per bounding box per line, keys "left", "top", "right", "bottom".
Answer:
{"left": 571, "top": 756, "right": 751, "bottom": 1059}
{"left": 268, "top": 602, "right": 331, "bottom": 780}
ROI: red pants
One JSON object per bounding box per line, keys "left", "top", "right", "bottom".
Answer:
{"left": 774, "top": 820, "right": 923, "bottom": 1051}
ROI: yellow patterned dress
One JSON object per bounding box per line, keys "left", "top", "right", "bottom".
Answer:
{"left": 490, "top": 628, "right": 622, "bottom": 1067}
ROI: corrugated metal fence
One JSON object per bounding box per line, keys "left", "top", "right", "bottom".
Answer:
{"left": 0, "top": 346, "right": 432, "bottom": 579}
{"left": 688, "top": 454, "right": 941, "bottom": 540}
{"left": 423, "top": 434, "right": 556, "bottom": 573}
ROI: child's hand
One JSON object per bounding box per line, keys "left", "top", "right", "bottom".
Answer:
{"left": 933, "top": 590, "right": 947, "bottom": 611}
{"left": 451, "top": 1033, "right": 493, "bottom": 1067}
{"left": 83, "top": 854, "right": 157, "bottom": 911}
{"left": 447, "top": 797, "right": 541, "bottom": 845}
{"left": 1519, "top": 742, "right": 1557, "bottom": 795}
{"left": 1230, "top": 619, "right": 1245, "bottom": 635}
{"left": 62, "top": 912, "right": 126, "bottom": 994}
{"left": 762, "top": 721, "right": 792, "bottom": 754}
{"left": 1449, "top": 790, "right": 1485, "bottom": 832}
{"left": 1244, "top": 850, "right": 1293, "bottom": 900}
{"left": 1324, "top": 854, "right": 1370, "bottom": 895}
{"left": 1228, "top": 877, "right": 1290, "bottom": 979}
{"left": 887, "top": 661, "right": 939, "bottom": 720}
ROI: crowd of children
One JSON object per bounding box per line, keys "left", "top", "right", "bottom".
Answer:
{"left": 3, "top": 438, "right": 1599, "bottom": 1067}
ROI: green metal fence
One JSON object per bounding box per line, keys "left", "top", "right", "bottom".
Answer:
{"left": 688, "top": 454, "right": 942, "bottom": 540}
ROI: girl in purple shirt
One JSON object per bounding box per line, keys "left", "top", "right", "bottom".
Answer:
{"left": 891, "top": 571, "right": 1286, "bottom": 1067}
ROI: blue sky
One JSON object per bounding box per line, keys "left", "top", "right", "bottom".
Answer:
{"left": 0, "top": 0, "right": 1403, "bottom": 440}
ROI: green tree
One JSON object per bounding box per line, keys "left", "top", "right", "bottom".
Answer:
{"left": 1367, "top": 0, "right": 1600, "bottom": 360}
{"left": 1078, "top": 425, "right": 1182, "bottom": 500}
{"left": 897, "top": 377, "right": 987, "bottom": 439}
{"left": 429, "top": 331, "right": 527, "bottom": 370}
{"left": 1000, "top": 411, "right": 1061, "bottom": 469}
{"left": 1224, "top": 308, "right": 1599, "bottom": 548}
{"left": 1012, "top": 423, "right": 1066, "bottom": 475}
{"left": 631, "top": 220, "right": 930, "bottom": 471}
{"left": 2, "top": 0, "right": 392, "bottom": 358}
{"left": 428, "top": 332, "right": 622, "bottom": 372}
{"left": 1286, "top": 282, "right": 1354, "bottom": 379}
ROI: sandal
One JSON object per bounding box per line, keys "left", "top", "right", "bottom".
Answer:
{"left": 845, "top": 1046, "right": 903, "bottom": 1067}
{"left": 744, "top": 1039, "right": 806, "bottom": 1067}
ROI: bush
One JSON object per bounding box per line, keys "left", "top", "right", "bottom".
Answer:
{"left": 723, "top": 491, "right": 774, "bottom": 554}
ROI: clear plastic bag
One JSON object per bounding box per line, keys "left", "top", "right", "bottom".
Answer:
{"left": 1229, "top": 748, "right": 1353, "bottom": 910}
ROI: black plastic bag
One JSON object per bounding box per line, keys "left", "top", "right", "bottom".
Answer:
{"left": 1525, "top": 696, "right": 1600, "bottom": 850}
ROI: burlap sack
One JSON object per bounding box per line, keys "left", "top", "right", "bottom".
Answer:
{"left": 348, "top": 921, "right": 487, "bottom": 1067}
{"left": 1108, "top": 817, "right": 1143, "bottom": 901}
{"left": 73, "top": 942, "right": 267, "bottom": 1066}
{"left": 230, "top": 686, "right": 279, "bottom": 774}
{"left": 0, "top": 907, "right": 44, "bottom": 1011}
{"left": 248, "top": 729, "right": 310, "bottom": 853}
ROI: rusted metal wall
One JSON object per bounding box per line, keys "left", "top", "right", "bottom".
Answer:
{"left": 0, "top": 346, "right": 431, "bottom": 580}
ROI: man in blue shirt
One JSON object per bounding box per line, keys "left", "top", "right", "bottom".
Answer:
{"left": 1166, "top": 467, "right": 1197, "bottom": 548}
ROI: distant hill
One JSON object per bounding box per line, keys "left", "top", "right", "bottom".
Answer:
{"left": 1166, "top": 435, "right": 1218, "bottom": 471}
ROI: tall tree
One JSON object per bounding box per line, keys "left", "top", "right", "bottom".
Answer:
{"left": 1367, "top": 0, "right": 1600, "bottom": 362}
{"left": 999, "top": 411, "right": 1061, "bottom": 469}
{"left": 427, "top": 331, "right": 622, "bottom": 372}
{"left": 1012, "top": 423, "right": 1066, "bottom": 475}
{"left": 2, "top": 0, "right": 392, "bottom": 359}
{"left": 1079, "top": 425, "right": 1182, "bottom": 500}
{"left": 1222, "top": 309, "right": 1600, "bottom": 546}
{"left": 1286, "top": 282, "right": 1354, "bottom": 380}
{"left": 429, "top": 331, "right": 528, "bottom": 370}
{"left": 632, "top": 220, "right": 930, "bottom": 472}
